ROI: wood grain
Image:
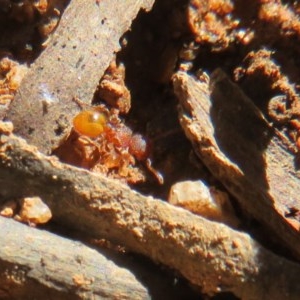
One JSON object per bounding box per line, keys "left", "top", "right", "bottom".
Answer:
{"left": 174, "top": 70, "right": 300, "bottom": 259}
{"left": 0, "top": 216, "right": 149, "bottom": 299}
{"left": 6, "top": 0, "right": 154, "bottom": 154}
{"left": 0, "top": 127, "right": 300, "bottom": 299}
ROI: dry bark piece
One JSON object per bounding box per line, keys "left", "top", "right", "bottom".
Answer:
{"left": 234, "top": 49, "right": 300, "bottom": 114}
{"left": 173, "top": 69, "right": 300, "bottom": 259}
{"left": 0, "top": 56, "right": 28, "bottom": 106}
{"left": 234, "top": 49, "right": 300, "bottom": 150}
{"left": 187, "top": 0, "right": 240, "bottom": 50}
{"left": 6, "top": 0, "right": 155, "bottom": 154}
{"left": 1, "top": 131, "right": 300, "bottom": 299}
{"left": 97, "top": 61, "right": 131, "bottom": 114}
{"left": 259, "top": 2, "right": 300, "bottom": 37}
{"left": 0, "top": 216, "right": 150, "bottom": 300}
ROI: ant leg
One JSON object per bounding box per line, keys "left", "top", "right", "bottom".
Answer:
{"left": 145, "top": 158, "right": 164, "bottom": 185}
{"left": 72, "top": 96, "right": 90, "bottom": 110}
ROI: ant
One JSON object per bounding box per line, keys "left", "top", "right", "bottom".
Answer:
{"left": 56, "top": 100, "right": 164, "bottom": 184}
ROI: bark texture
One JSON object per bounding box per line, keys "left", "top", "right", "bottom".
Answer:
{"left": 0, "top": 128, "right": 300, "bottom": 299}
{"left": 173, "top": 70, "right": 300, "bottom": 259}
{"left": 6, "top": 0, "right": 155, "bottom": 154}
{"left": 0, "top": 216, "right": 150, "bottom": 300}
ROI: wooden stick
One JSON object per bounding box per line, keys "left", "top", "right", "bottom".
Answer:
{"left": 173, "top": 70, "right": 300, "bottom": 259}
{"left": 6, "top": 0, "right": 155, "bottom": 154}
{"left": 1, "top": 128, "right": 300, "bottom": 299}
{"left": 0, "top": 216, "right": 150, "bottom": 299}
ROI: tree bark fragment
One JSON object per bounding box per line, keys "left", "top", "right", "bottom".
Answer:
{"left": 0, "top": 216, "right": 150, "bottom": 300}
{"left": 1, "top": 129, "right": 300, "bottom": 299}
{"left": 6, "top": 0, "right": 155, "bottom": 154}
{"left": 173, "top": 70, "right": 300, "bottom": 259}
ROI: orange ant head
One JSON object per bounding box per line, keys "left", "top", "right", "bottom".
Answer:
{"left": 73, "top": 109, "right": 108, "bottom": 138}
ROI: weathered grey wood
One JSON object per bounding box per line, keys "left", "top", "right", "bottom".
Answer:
{"left": 6, "top": 0, "right": 155, "bottom": 154}
{"left": 173, "top": 70, "right": 300, "bottom": 259}
{"left": 1, "top": 129, "right": 300, "bottom": 299}
{"left": 0, "top": 216, "right": 149, "bottom": 300}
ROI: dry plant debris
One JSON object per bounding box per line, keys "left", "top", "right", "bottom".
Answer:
{"left": 2, "top": 0, "right": 300, "bottom": 299}
{"left": 1, "top": 130, "right": 300, "bottom": 299}
{"left": 5, "top": 0, "right": 155, "bottom": 154}
{"left": 188, "top": 0, "right": 239, "bottom": 49}
{"left": 174, "top": 70, "right": 300, "bottom": 258}
{"left": 97, "top": 61, "right": 131, "bottom": 115}
{"left": 0, "top": 56, "right": 27, "bottom": 106}
{"left": 0, "top": 216, "right": 150, "bottom": 300}
{"left": 184, "top": 0, "right": 300, "bottom": 155}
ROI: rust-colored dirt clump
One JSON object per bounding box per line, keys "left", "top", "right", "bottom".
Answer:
{"left": 183, "top": 0, "right": 300, "bottom": 156}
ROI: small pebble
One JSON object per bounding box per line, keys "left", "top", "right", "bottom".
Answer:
{"left": 168, "top": 180, "right": 239, "bottom": 227}
{"left": 17, "top": 196, "right": 52, "bottom": 225}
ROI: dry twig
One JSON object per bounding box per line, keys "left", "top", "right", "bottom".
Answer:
{"left": 6, "top": 0, "right": 155, "bottom": 154}
{"left": 0, "top": 128, "right": 300, "bottom": 299}
{"left": 0, "top": 216, "right": 149, "bottom": 300}
{"left": 174, "top": 70, "right": 300, "bottom": 259}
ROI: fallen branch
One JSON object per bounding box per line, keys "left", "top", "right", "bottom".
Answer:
{"left": 173, "top": 70, "right": 300, "bottom": 259}
{"left": 0, "top": 216, "right": 149, "bottom": 300}
{"left": 6, "top": 0, "right": 155, "bottom": 154}
{"left": 0, "top": 129, "right": 300, "bottom": 299}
